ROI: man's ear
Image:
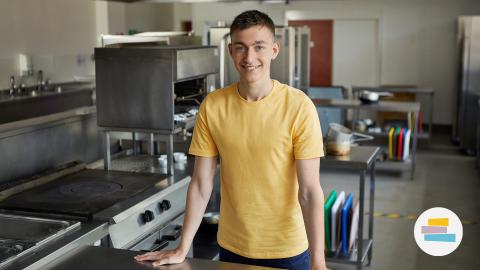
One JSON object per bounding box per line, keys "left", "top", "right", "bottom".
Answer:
{"left": 272, "top": 41, "right": 280, "bottom": 60}
{"left": 228, "top": 43, "right": 233, "bottom": 57}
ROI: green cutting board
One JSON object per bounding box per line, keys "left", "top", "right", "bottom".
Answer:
{"left": 324, "top": 190, "right": 337, "bottom": 252}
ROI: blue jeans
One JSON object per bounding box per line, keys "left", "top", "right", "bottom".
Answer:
{"left": 219, "top": 247, "right": 310, "bottom": 270}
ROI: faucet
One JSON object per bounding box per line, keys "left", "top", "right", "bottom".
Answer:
{"left": 37, "top": 70, "right": 44, "bottom": 91}
{"left": 9, "top": 76, "right": 17, "bottom": 95}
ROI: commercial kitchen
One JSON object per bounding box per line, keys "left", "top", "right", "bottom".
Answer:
{"left": 0, "top": 0, "right": 479, "bottom": 270}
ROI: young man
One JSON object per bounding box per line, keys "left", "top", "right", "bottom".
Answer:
{"left": 135, "top": 10, "right": 327, "bottom": 270}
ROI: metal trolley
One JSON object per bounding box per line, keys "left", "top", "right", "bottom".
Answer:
{"left": 321, "top": 146, "right": 380, "bottom": 270}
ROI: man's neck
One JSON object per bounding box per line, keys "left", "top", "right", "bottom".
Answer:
{"left": 238, "top": 77, "right": 274, "bottom": 102}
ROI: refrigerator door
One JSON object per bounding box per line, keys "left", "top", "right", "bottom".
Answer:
{"left": 294, "top": 26, "right": 311, "bottom": 92}
{"left": 458, "top": 17, "right": 480, "bottom": 154}
{"left": 270, "top": 27, "right": 295, "bottom": 87}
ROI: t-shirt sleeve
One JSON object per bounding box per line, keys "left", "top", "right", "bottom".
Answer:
{"left": 188, "top": 98, "right": 219, "bottom": 157}
{"left": 292, "top": 97, "right": 325, "bottom": 159}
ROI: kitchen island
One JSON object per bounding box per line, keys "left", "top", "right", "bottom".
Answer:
{"left": 40, "top": 245, "right": 278, "bottom": 270}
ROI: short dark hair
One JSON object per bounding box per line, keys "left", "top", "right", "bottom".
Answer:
{"left": 230, "top": 10, "right": 275, "bottom": 38}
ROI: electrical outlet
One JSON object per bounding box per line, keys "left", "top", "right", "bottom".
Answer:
{"left": 76, "top": 54, "right": 87, "bottom": 66}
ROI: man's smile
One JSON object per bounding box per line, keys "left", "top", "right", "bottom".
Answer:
{"left": 241, "top": 64, "right": 262, "bottom": 71}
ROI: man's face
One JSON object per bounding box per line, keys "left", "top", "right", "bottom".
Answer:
{"left": 229, "top": 25, "right": 280, "bottom": 84}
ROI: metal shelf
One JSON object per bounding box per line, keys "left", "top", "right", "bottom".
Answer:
{"left": 364, "top": 131, "right": 430, "bottom": 140}
{"left": 351, "top": 86, "right": 435, "bottom": 147}
{"left": 326, "top": 239, "right": 373, "bottom": 265}
{"left": 321, "top": 146, "right": 378, "bottom": 270}
{"left": 312, "top": 97, "right": 420, "bottom": 179}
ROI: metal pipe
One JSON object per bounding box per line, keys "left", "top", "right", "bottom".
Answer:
{"left": 104, "top": 132, "right": 111, "bottom": 170}
{"left": 357, "top": 170, "right": 365, "bottom": 270}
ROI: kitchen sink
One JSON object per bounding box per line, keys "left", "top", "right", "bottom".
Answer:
{"left": 0, "top": 82, "right": 95, "bottom": 125}
{"left": 0, "top": 213, "right": 80, "bottom": 268}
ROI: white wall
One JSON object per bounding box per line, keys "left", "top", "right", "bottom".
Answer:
{"left": 0, "top": 0, "right": 177, "bottom": 89}
{"left": 107, "top": 2, "right": 127, "bottom": 35}
{"left": 191, "top": 0, "right": 480, "bottom": 125}
{"left": 333, "top": 19, "right": 379, "bottom": 87}
{"left": 173, "top": 3, "right": 192, "bottom": 32}
{"left": 0, "top": 0, "right": 97, "bottom": 88}
{"left": 126, "top": 2, "right": 174, "bottom": 32}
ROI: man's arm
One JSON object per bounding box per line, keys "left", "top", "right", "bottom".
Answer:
{"left": 296, "top": 158, "right": 328, "bottom": 270}
{"left": 134, "top": 156, "right": 217, "bottom": 267}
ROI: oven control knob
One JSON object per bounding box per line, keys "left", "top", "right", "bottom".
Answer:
{"left": 141, "top": 210, "right": 155, "bottom": 224}
{"left": 159, "top": 200, "right": 171, "bottom": 212}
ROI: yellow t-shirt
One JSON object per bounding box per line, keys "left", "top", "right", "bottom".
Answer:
{"left": 189, "top": 80, "right": 324, "bottom": 259}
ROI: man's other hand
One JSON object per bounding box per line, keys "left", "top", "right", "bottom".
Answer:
{"left": 134, "top": 248, "right": 186, "bottom": 267}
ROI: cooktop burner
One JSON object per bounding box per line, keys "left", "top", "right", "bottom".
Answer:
{"left": 0, "top": 169, "right": 168, "bottom": 220}
{"left": 58, "top": 180, "right": 123, "bottom": 198}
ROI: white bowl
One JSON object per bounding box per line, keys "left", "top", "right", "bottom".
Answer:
{"left": 173, "top": 152, "right": 187, "bottom": 163}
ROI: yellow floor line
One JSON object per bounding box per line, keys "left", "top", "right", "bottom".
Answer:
{"left": 366, "top": 212, "right": 478, "bottom": 225}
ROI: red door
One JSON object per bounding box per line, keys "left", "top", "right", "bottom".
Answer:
{"left": 288, "top": 20, "right": 333, "bottom": 86}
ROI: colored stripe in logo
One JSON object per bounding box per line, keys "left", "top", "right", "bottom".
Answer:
{"left": 421, "top": 226, "right": 448, "bottom": 234}
{"left": 428, "top": 218, "right": 449, "bottom": 226}
{"left": 424, "top": 234, "right": 456, "bottom": 242}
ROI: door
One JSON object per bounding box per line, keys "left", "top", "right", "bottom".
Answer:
{"left": 288, "top": 20, "right": 333, "bottom": 86}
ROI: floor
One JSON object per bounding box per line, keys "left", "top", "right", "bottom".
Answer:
{"left": 321, "top": 134, "right": 480, "bottom": 270}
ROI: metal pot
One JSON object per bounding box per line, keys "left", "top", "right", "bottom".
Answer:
{"left": 202, "top": 212, "right": 219, "bottom": 225}
{"left": 326, "top": 123, "right": 374, "bottom": 156}
{"left": 359, "top": 90, "right": 393, "bottom": 104}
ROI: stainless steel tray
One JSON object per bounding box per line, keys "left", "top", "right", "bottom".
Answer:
{"left": 0, "top": 213, "right": 80, "bottom": 268}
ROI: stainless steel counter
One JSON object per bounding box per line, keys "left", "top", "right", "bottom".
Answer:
{"left": 0, "top": 85, "right": 94, "bottom": 104}
{"left": 312, "top": 98, "right": 420, "bottom": 112}
{"left": 351, "top": 86, "right": 434, "bottom": 95}
{"left": 320, "top": 146, "right": 380, "bottom": 171}
{"left": 0, "top": 106, "right": 96, "bottom": 138}
{"left": 40, "top": 245, "right": 277, "bottom": 270}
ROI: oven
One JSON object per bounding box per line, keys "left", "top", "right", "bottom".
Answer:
{"left": 0, "top": 162, "right": 191, "bottom": 269}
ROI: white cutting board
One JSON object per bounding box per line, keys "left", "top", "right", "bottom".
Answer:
{"left": 331, "top": 191, "right": 345, "bottom": 252}
{"left": 349, "top": 200, "right": 360, "bottom": 253}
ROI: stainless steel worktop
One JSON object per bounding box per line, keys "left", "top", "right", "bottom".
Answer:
{"left": 321, "top": 146, "right": 381, "bottom": 171}
{"left": 0, "top": 84, "right": 94, "bottom": 104}
{"left": 40, "top": 245, "right": 277, "bottom": 270}
{"left": 0, "top": 82, "right": 95, "bottom": 125}
{"left": 351, "top": 86, "right": 434, "bottom": 95}
{"left": 312, "top": 98, "right": 421, "bottom": 112}
{"left": 0, "top": 106, "right": 96, "bottom": 138}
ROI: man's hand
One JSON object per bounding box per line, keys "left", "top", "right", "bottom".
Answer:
{"left": 311, "top": 262, "right": 330, "bottom": 270}
{"left": 134, "top": 248, "right": 186, "bottom": 267}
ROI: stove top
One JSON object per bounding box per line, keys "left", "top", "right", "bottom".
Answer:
{"left": 0, "top": 169, "right": 169, "bottom": 220}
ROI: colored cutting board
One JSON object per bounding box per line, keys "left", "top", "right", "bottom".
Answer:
{"left": 341, "top": 193, "right": 353, "bottom": 256}
{"left": 324, "top": 190, "right": 337, "bottom": 251}
{"left": 331, "top": 191, "right": 345, "bottom": 252}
